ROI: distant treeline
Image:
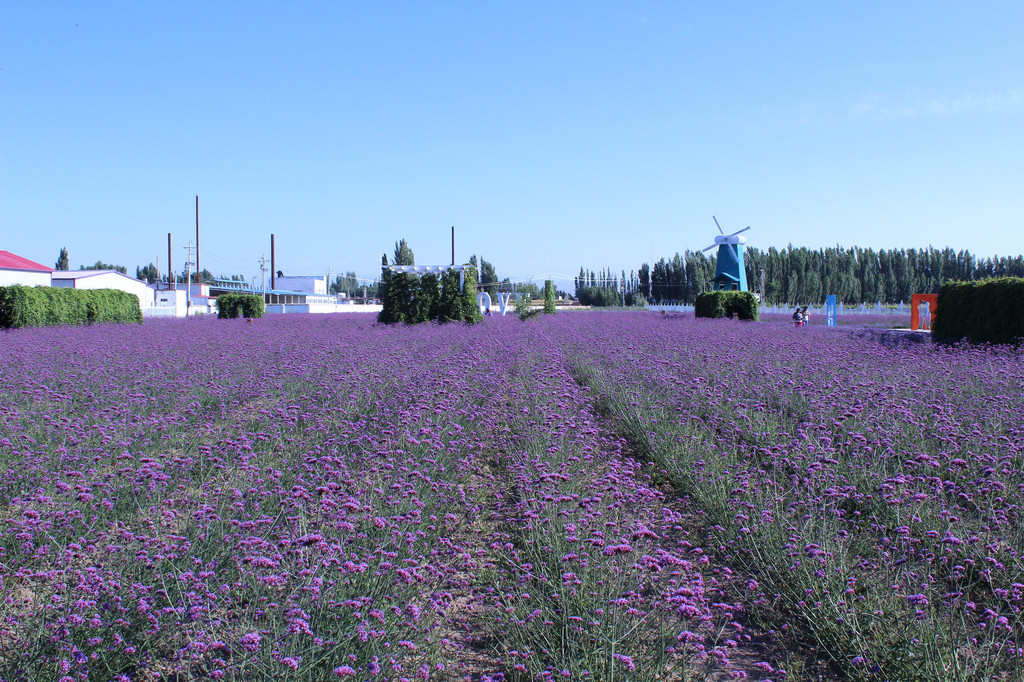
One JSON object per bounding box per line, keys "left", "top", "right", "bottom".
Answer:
{"left": 575, "top": 267, "right": 648, "bottom": 307}
{"left": 577, "top": 246, "right": 1024, "bottom": 307}
{"left": 330, "top": 272, "right": 379, "bottom": 299}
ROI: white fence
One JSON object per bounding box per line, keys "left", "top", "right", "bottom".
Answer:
{"left": 647, "top": 302, "right": 913, "bottom": 316}
{"left": 265, "top": 303, "right": 383, "bottom": 315}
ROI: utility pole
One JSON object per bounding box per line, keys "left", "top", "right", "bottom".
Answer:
{"left": 195, "top": 196, "right": 200, "bottom": 281}
{"left": 326, "top": 267, "right": 333, "bottom": 297}
{"left": 183, "top": 241, "right": 195, "bottom": 310}
{"left": 168, "top": 233, "right": 174, "bottom": 291}
{"left": 451, "top": 226, "right": 455, "bottom": 266}
{"left": 760, "top": 268, "right": 766, "bottom": 306}
{"left": 259, "top": 254, "right": 269, "bottom": 302}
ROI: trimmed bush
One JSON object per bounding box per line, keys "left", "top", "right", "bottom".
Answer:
{"left": 435, "top": 271, "right": 464, "bottom": 323}
{"left": 694, "top": 291, "right": 759, "bottom": 321}
{"left": 543, "top": 280, "right": 556, "bottom": 315}
{"left": 217, "top": 293, "right": 266, "bottom": 319}
{"left": 409, "top": 273, "right": 438, "bottom": 324}
{"left": 931, "top": 276, "right": 1024, "bottom": 345}
{"left": 459, "top": 266, "right": 483, "bottom": 324}
{"left": 0, "top": 286, "right": 142, "bottom": 328}
{"left": 694, "top": 291, "right": 726, "bottom": 319}
{"left": 381, "top": 271, "right": 414, "bottom": 324}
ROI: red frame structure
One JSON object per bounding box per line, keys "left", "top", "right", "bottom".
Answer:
{"left": 911, "top": 293, "right": 938, "bottom": 331}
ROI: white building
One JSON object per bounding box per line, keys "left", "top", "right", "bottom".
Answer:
{"left": 51, "top": 270, "right": 154, "bottom": 311}
{"left": 150, "top": 288, "right": 188, "bottom": 318}
{"left": 0, "top": 250, "right": 52, "bottom": 287}
{"left": 147, "top": 287, "right": 215, "bottom": 317}
{"left": 275, "top": 275, "right": 327, "bottom": 295}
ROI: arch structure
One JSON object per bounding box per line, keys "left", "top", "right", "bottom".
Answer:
{"left": 386, "top": 264, "right": 467, "bottom": 288}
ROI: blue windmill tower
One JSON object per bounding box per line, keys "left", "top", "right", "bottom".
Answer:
{"left": 703, "top": 216, "right": 751, "bottom": 291}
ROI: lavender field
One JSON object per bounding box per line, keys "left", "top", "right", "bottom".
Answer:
{"left": 0, "top": 313, "right": 1021, "bottom": 681}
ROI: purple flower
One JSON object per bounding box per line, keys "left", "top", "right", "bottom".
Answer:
{"left": 240, "top": 632, "right": 261, "bottom": 651}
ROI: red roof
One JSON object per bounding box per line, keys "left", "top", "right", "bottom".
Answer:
{"left": 0, "top": 250, "right": 53, "bottom": 272}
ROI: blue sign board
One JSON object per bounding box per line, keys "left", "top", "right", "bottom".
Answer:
{"left": 825, "top": 294, "right": 837, "bottom": 327}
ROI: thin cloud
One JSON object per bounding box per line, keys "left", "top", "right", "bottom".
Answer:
{"left": 851, "top": 88, "right": 1024, "bottom": 120}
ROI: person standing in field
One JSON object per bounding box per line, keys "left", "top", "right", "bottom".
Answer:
{"left": 793, "top": 308, "right": 803, "bottom": 327}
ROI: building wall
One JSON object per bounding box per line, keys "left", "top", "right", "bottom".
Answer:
{"left": 52, "top": 272, "right": 155, "bottom": 310}
{"left": 0, "top": 270, "right": 51, "bottom": 287}
{"left": 187, "top": 283, "right": 211, "bottom": 298}
{"left": 276, "top": 275, "right": 327, "bottom": 295}
{"left": 188, "top": 297, "right": 217, "bottom": 315}
{"left": 147, "top": 289, "right": 188, "bottom": 318}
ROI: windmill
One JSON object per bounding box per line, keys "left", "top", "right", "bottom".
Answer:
{"left": 702, "top": 216, "right": 750, "bottom": 292}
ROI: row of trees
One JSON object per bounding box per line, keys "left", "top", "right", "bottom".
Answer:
{"left": 59, "top": 247, "right": 254, "bottom": 287}
{"left": 57, "top": 241, "right": 1023, "bottom": 308}
{"left": 469, "top": 254, "right": 569, "bottom": 299}
{"left": 135, "top": 265, "right": 220, "bottom": 285}
{"left": 748, "top": 246, "right": 1024, "bottom": 305}
{"left": 582, "top": 246, "right": 1024, "bottom": 307}
{"left": 574, "top": 267, "right": 647, "bottom": 307}
{"left": 56, "top": 247, "right": 129, "bottom": 275}
{"left": 329, "top": 272, "right": 378, "bottom": 299}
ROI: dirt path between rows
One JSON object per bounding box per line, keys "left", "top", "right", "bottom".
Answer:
{"left": 564, "top": 358, "right": 843, "bottom": 682}
{"left": 430, "top": 406, "right": 840, "bottom": 680}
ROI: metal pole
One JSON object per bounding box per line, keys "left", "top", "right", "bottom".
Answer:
{"left": 185, "top": 241, "right": 192, "bottom": 310}
{"left": 270, "top": 234, "right": 276, "bottom": 290}
{"left": 195, "top": 196, "right": 199, "bottom": 282}
{"left": 451, "top": 226, "right": 455, "bottom": 266}
{"left": 260, "top": 254, "right": 267, "bottom": 302}
{"left": 168, "top": 233, "right": 174, "bottom": 290}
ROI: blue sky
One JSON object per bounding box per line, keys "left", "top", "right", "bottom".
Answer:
{"left": 2, "top": 1, "right": 1022, "bottom": 289}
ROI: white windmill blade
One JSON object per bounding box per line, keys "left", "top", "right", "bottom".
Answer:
{"left": 728, "top": 226, "right": 751, "bottom": 238}
{"left": 702, "top": 243, "right": 718, "bottom": 252}
{"left": 712, "top": 216, "right": 724, "bottom": 234}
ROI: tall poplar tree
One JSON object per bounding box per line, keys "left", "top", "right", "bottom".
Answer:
{"left": 55, "top": 247, "right": 69, "bottom": 271}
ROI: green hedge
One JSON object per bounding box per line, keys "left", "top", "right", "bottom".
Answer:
{"left": 931, "top": 277, "right": 1024, "bottom": 345}
{"left": 694, "top": 291, "right": 759, "bottom": 321}
{"left": 379, "top": 266, "right": 481, "bottom": 324}
{"left": 0, "top": 286, "right": 142, "bottom": 328}
{"left": 217, "top": 293, "right": 266, "bottom": 319}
